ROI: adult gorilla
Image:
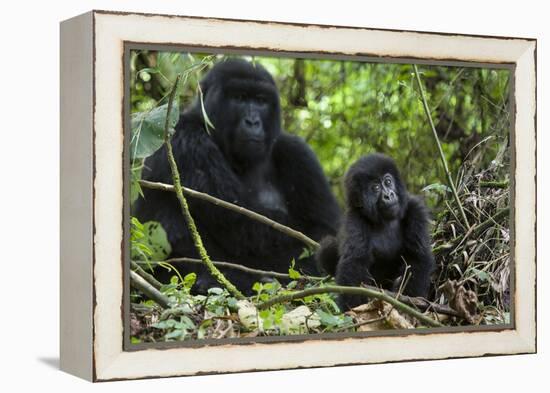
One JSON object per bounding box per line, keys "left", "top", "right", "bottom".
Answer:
{"left": 134, "top": 59, "right": 341, "bottom": 293}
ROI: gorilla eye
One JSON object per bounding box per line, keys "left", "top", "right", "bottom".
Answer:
{"left": 384, "top": 178, "right": 392, "bottom": 187}
{"left": 371, "top": 184, "right": 381, "bottom": 192}
{"left": 235, "top": 92, "right": 247, "bottom": 101}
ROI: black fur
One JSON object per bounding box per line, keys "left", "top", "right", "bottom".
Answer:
{"left": 317, "top": 153, "right": 435, "bottom": 310}
{"left": 134, "top": 59, "right": 341, "bottom": 293}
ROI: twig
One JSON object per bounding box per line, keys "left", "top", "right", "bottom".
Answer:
{"left": 432, "top": 243, "right": 454, "bottom": 255}
{"left": 379, "top": 288, "right": 461, "bottom": 317}
{"left": 467, "top": 208, "right": 510, "bottom": 240}
{"left": 432, "top": 208, "right": 510, "bottom": 255}
{"left": 479, "top": 180, "right": 509, "bottom": 189}
{"left": 136, "top": 257, "right": 326, "bottom": 281}
{"left": 162, "top": 75, "right": 245, "bottom": 300}
{"left": 258, "top": 285, "right": 443, "bottom": 327}
{"left": 413, "top": 64, "right": 471, "bottom": 230}
{"left": 131, "top": 260, "right": 163, "bottom": 290}
{"left": 134, "top": 258, "right": 459, "bottom": 317}
{"left": 335, "top": 314, "right": 387, "bottom": 332}
{"left": 130, "top": 270, "right": 172, "bottom": 309}
{"left": 139, "top": 179, "right": 320, "bottom": 250}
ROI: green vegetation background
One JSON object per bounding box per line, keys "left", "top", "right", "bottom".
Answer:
{"left": 130, "top": 51, "right": 511, "bottom": 213}
{"left": 128, "top": 51, "right": 512, "bottom": 341}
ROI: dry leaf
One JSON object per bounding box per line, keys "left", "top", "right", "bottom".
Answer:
{"left": 345, "top": 300, "right": 415, "bottom": 331}
{"left": 443, "top": 280, "right": 479, "bottom": 323}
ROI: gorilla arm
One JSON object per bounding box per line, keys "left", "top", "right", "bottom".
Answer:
{"left": 333, "top": 214, "right": 376, "bottom": 309}
{"left": 272, "top": 133, "right": 341, "bottom": 240}
{"left": 400, "top": 196, "right": 435, "bottom": 298}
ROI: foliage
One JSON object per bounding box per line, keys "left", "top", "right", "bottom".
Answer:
{"left": 130, "top": 217, "right": 172, "bottom": 267}
{"left": 130, "top": 102, "right": 180, "bottom": 160}
{"left": 131, "top": 272, "right": 359, "bottom": 342}
{"left": 431, "top": 144, "right": 510, "bottom": 325}
{"left": 129, "top": 53, "right": 216, "bottom": 204}
{"left": 128, "top": 50, "right": 511, "bottom": 341}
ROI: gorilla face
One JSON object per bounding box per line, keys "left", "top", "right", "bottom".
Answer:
{"left": 224, "top": 85, "right": 278, "bottom": 164}
{"left": 345, "top": 153, "right": 408, "bottom": 225}
{"left": 199, "top": 60, "right": 282, "bottom": 171}
{"left": 366, "top": 173, "right": 400, "bottom": 220}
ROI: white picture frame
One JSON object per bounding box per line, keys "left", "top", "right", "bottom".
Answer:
{"left": 60, "top": 10, "right": 536, "bottom": 381}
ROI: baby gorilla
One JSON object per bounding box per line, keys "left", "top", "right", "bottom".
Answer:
{"left": 317, "top": 153, "right": 435, "bottom": 310}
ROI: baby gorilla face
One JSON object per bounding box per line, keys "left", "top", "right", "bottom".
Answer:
{"left": 360, "top": 173, "right": 401, "bottom": 222}
{"left": 372, "top": 173, "right": 400, "bottom": 219}
{"left": 344, "top": 154, "right": 408, "bottom": 225}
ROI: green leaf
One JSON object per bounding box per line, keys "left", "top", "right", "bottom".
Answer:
{"left": 471, "top": 268, "right": 492, "bottom": 283}
{"left": 130, "top": 216, "right": 144, "bottom": 231}
{"left": 130, "top": 219, "right": 171, "bottom": 262}
{"left": 288, "top": 259, "right": 302, "bottom": 279}
{"left": 208, "top": 287, "right": 224, "bottom": 295}
{"left": 153, "top": 319, "right": 176, "bottom": 329}
{"left": 227, "top": 297, "right": 238, "bottom": 310}
{"left": 130, "top": 102, "right": 180, "bottom": 160}
{"left": 183, "top": 273, "right": 197, "bottom": 289}
{"left": 298, "top": 248, "right": 313, "bottom": 260}
{"left": 252, "top": 282, "right": 262, "bottom": 293}
{"left": 288, "top": 267, "right": 301, "bottom": 280}
{"left": 316, "top": 309, "right": 344, "bottom": 327}
{"left": 142, "top": 221, "right": 172, "bottom": 260}
{"left": 286, "top": 281, "right": 297, "bottom": 289}
{"left": 130, "top": 164, "right": 143, "bottom": 205}
{"left": 179, "top": 315, "right": 196, "bottom": 329}
{"left": 170, "top": 275, "right": 179, "bottom": 285}
{"left": 170, "top": 53, "right": 180, "bottom": 63}
{"left": 164, "top": 330, "right": 184, "bottom": 340}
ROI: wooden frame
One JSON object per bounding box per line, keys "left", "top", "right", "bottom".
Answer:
{"left": 60, "top": 10, "right": 537, "bottom": 382}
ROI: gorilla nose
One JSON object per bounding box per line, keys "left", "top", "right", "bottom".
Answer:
{"left": 244, "top": 117, "right": 261, "bottom": 128}
{"left": 383, "top": 192, "right": 394, "bottom": 203}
